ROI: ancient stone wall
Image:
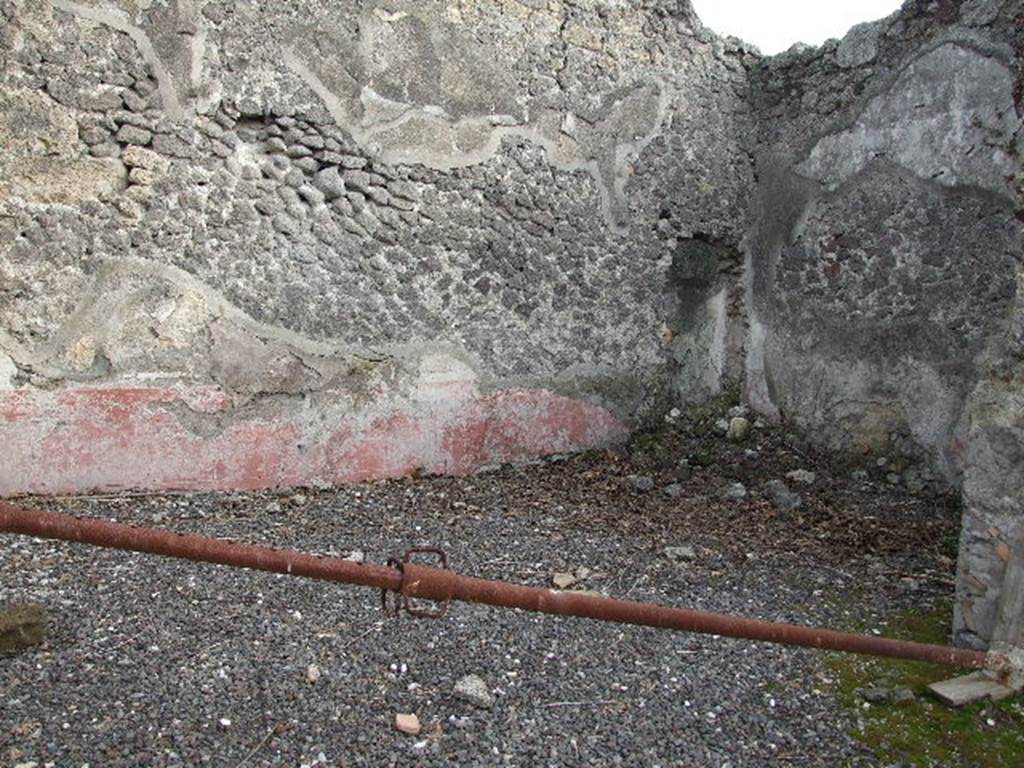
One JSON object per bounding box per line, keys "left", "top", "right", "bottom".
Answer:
{"left": 2, "top": 0, "right": 1021, "bottom": 648}
{"left": 745, "top": 0, "right": 1023, "bottom": 648}
{"left": 0, "top": 0, "right": 754, "bottom": 494}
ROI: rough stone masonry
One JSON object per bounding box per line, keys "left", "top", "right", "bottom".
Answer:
{"left": 0, "top": 0, "right": 1020, "bottom": 649}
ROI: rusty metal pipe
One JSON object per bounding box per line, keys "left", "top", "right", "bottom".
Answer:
{"left": 0, "top": 502, "right": 402, "bottom": 592}
{"left": 401, "top": 564, "right": 1001, "bottom": 669}
{"left": 0, "top": 502, "right": 1006, "bottom": 673}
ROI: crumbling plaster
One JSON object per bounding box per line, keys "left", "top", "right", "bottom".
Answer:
{"left": 0, "top": 0, "right": 756, "bottom": 494}
{"left": 746, "top": 0, "right": 1023, "bottom": 649}
{"left": 1, "top": 0, "right": 1022, "bottom": 648}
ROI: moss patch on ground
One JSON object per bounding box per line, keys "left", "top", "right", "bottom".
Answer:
{"left": 827, "top": 606, "right": 1024, "bottom": 767}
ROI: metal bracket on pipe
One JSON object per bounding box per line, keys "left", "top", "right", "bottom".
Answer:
{"left": 381, "top": 547, "right": 451, "bottom": 619}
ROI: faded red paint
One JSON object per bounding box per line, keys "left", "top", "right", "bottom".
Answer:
{"left": 322, "top": 414, "right": 430, "bottom": 484}
{"left": 0, "top": 385, "right": 627, "bottom": 495}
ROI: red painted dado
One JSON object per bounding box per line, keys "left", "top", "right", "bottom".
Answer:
{"left": 0, "top": 385, "right": 627, "bottom": 495}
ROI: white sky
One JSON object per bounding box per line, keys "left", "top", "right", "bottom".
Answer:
{"left": 690, "top": 0, "right": 905, "bottom": 55}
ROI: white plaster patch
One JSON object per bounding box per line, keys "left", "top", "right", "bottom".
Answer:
{"left": 0, "top": 89, "right": 79, "bottom": 160}
{"left": 414, "top": 354, "right": 479, "bottom": 406}
{"left": 153, "top": 290, "right": 209, "bottom": 349}
{"left": 705, "top": 288, "right": 729, "bottom": 396}
{"left": 0, "top": 353, "right": 17, "bottom": 390}
{"left": 744, "top": 315, "right": 781, "bottom": 422}
{"left": 798, "top": 44, "right": 1019, "bottom": 199}
{"left": 283, "top": 33, "right": 668, "bottom": 233}
{"left": 0, "top": 157, "right": 128, "bottom": 203}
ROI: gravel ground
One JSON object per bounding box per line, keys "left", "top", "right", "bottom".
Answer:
{"left": 1, "top": 419, "right": 962, "bottom": 767}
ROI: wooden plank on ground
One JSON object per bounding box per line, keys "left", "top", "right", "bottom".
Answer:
{"left": 927, "top": 671, "right": 1017, "bottom": 707}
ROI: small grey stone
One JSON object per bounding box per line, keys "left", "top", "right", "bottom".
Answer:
{"left": 317, "top": 150, "right": 347, "bottom": 165}
{"left": 300, "top": 133, "right": 325, "bottom": 149}
{"left": 342, "top": 169, "right": 372, "bottom": 192}
{"left": 293, "top": 157, "right": 320, "bottom": 174}
{"left": 891, "top": 687, "right": 915, "bottom": 704}
{"left": 121, "top": 89, "right": 148, "bottom": 112}
{"left": 899, "top": 577, "right": 920, "bottom": 592}
{"left": 859, "top": 686, "right": 892, "bottom": 703}
{"left": 454, "top": 674, "right": 493, "bottom": 709}
{"left": 133, "top": 79, "right": 156, "bottom": 97}
{"left": 719, "top": 482, "right": 747, "bottom": 501}
{"left": 264, "top": 137, "right": 287, "bottom": 153}
{"left": 688, "top": 451, "right": 715, "bottom": 468}
{"left": 286, "top": 143, "right": 313, "bottom": 158}
{"left": 272, "top": 213, "right": 300, "bottom": 235}
{"left": 346, "top": 190, "right": 367, "bottom": 212}
{"left": 128, "top": 167, "right": 156, "bottom": 186}
{"left": 152, "top": 134, "right": 195, "bottom": 158}
{"left": 552, "top": 572, "right": 577, "bottom": 589}
{"left": 365, "top": 186, "right": 390, "bottom": 206}
{"left": 298, "top": 184, "right": 325, "bottom": 207}
{"left": 858, "top": 686, "right": 914, "bottom": 705}
{"left": 123, "top": 145, "right": 169, "bottom": 172}
{"left": 764, "top": 480, "right": 802, "bottom": 512}
{"left": 199, "top": 118, "right": 224, "bottom": 139}
{"left": 314, "top": 167, "right": 346, "bottom": 200}
{"left": 664, "top": 545, "right": 697, "bottom": 563}
{"left": 255, "top": 194, "right": 284, "bottom": 215}
{"left": 627, "top": 475, "right": 655, "bottom": 493}
{"left": 89, "top": 143, "right": 120, "bottom": 158}
{"left": 79, "top": 126, "right": 109, "bottom": 145}
{"left": 663, "top": 483, "right": 683, "bottom": 498}
{"left": 337, "top": 154, "right": 368, "bottom": 169}
{"left": 786, "top": 469, "right": 817, "bottom": 485}
{"left": 388, "top": 195, "right": 416, "bottom": 211}
{"left": 726, "top": 417, "right": 750, "bottom": 442}
{"left": 115, "top": 111, "right": 156, "bottom": 131}
{"left": 331, "top": 197, "right": 354, "bottom": 217}
{"left": 105, "top": 72, "right": 136, "bottom": 87}
{"left": 202, "top": 2, "right": 228, "bottom": 24}
{"left": 387, "top": 180, "right": 417, "bottom": 200}
{"left": 902, "top": 468, "right": 928, "bottom": 494}
{"left": 374, "top": 206, "right": 402, "bottom": 228}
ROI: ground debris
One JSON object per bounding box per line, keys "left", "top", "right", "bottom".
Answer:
{"left": 0, "top": 603, "right": 46, "bottom": 656}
